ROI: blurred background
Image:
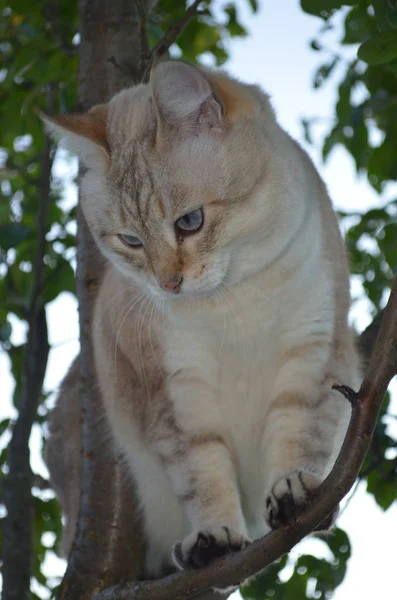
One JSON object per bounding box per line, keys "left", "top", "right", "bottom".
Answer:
{"left": 1, "top": 1, "right": 397, "bottom": 598}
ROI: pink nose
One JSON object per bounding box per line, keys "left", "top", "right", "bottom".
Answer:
{"left": 160, "top": 276, "right": 183, "bottom": 294}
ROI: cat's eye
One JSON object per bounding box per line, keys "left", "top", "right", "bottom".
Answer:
{"left": 118, "top": 233, "right": 143, "bottom": 247}
{"left": 175, "top": 208, "right": 204, "bottom": 234}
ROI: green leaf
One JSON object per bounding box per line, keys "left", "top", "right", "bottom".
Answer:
{"left": 0, "top": 223, "right": 32, "bottom": 250}
{"left": 367, "top": 138, "right": 397, "bottom": 191}
{"left": 367, "top": 467, "right": 397, "bottom": 510}
{"left": 348, "top": 105, "right": 369, "bottom": 171}
{"left": 313, "top": 56, "right": 340, "bottom": 88}
{"left": 0, "top": 319, "right": 12, "bottom": 342}
{"left": 358, "top": 31, "right": 397, "bottom": 65}
{"left": 0, "top": 418, "right": 11, "bottom": 439}
{"left": 247, "top": 0, "right": 258, "bottom": 12}
{"left": 301, "top": 118, "right": 314, "bottom": 144}
{"left": 378, "top": 223, "right": 397, "bottom": 272}
{"left": 42, "top": 260, "right": 75, "bottom": 304}
{"left": 387, "top": 9, "right": 397, "bottom": 29}
{"left": 342, "top": 5, "right": 378, "bottom": 45}
{"left": 282, "top": 572, "right": 308, "bottom": 600}
{"left": 225, "top": 5, "right": 248, "bottom": 38}
{"left": 327, "top": 527, "right": 352, "bottom": 560}
{"left": 372, "top": 0, "right": 396, "bottom": 32}
{"left": 240, "top": 555, "right": 288, "bottom": 598}
{"left": 301, "top": 0, "right": 358, "bottom": 19}
{"left": 322, "top": 125, "right": 343, "bottom": 160}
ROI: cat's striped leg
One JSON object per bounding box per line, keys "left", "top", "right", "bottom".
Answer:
{"left": 261, "top": 376, "right": 347, "bottom": 530}
{"left": 156, "top": 376, "right": 250, "bottom": 569}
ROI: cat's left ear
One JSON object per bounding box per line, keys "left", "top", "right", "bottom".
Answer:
{"left": 150, "top": 61, "right": 224, "bottom": 136}
{"left": 41, "top": 104, "right": 110, "bottom": 169}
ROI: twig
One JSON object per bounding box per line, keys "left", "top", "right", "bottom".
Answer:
{"left": 107, "top": 56, "right": 138, "bottom": 80}
{"left": 141, "top": 0, "right": 206, "bottom": 82}
{"left": 93, "top": 279, "right": 397, "bottom": 599}
{"left": 32, "top": 473, "right": 52, "bottom": 491}
{"left": 136, "top": 0, "right": 150, "bottom": 68}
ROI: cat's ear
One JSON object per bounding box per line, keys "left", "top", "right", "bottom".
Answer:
{"left": 151, "top": 61, "right": 224, "bottom": 136}
{"left": 41, "top": 104, "right": 110, "bottom": 168}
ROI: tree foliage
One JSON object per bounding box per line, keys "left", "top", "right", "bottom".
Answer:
{"left": 0, "top": 1, "right": 396, "bottom": 599}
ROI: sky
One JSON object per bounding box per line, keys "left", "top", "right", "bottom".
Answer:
{"left": 1, "top": 0, "right": 397, "bottom": 598}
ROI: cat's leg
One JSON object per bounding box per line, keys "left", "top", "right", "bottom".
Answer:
{"left": 158, "top": 371, "right": 250, "bottom": 569}
{"left": 262, "top": 353, "right": 352, "bottom": 530}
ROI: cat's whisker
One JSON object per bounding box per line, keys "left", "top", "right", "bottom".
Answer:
{"left": 113, "top": 291, "right": 147, "bottom": 384}
{"left": 95, "top": 284, "right": 138, "bottom": 335}
{"left": 213, "top": 288, "right": 227, "bottom": 359}
{"left": 136, "top": 294, "right": 153, "bottom": 405}
{"left": 148, "top": 296, "right": 158, "bottom": 361}
{"left": 217, "top": 284, "right": 239, "bottom": 356}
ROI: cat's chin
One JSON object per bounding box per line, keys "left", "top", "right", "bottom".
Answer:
{"left": 150, "top": 285, "right": 222, "bottom": 302}
{"left": 177, "top": 287, "right": 221, "bottom": 301}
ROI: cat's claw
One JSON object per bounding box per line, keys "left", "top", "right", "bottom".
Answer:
{"left": 172, "top": 526, "right": 250, "bottom": 569}
{"left": 265, "top": 470, "right": 336, "bottom": 529}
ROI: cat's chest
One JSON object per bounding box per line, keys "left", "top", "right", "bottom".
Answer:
{"left": 164, "top": 292, "right": 280, "bottom": 409}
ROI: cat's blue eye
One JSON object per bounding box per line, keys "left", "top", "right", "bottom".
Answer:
{"left": 175, "top": 208, "right": 204, "bottom": 234}
{"left": 118, "top": 233, "right": 143, "bottom": 247}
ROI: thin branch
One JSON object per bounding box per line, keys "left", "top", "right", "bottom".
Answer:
{"left": 0, "top": 472, "right": 52, "bottom": 505}
{"left": 152, "top": 0, "right": 204, "bottom": 57}
{"left": 107, "top": 56, "right": 138, "bottom": 80}
{"left": 141, "top": 0, "right": 206, "bottom": 82}
{"left": 93, "top": 281, "right": 397, "bottom": 600}
{"left": 136, "top": 0, "right": 150, "bottom": 67}
{"left": 32, "top": 473, "right": 52, "bottom": 491}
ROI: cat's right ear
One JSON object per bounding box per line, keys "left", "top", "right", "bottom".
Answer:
{"left": 150, "top": 61, "right": 224, "bottom": 138}
{"left": 41, "top": 104, "right": 110, "bottom": 169}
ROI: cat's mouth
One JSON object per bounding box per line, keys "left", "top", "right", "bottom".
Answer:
{"left": 148, "top": 255, "right": 232, "bottom": 301}
{"left": 152, "top": 282, "right": 221, "bottom": 301}
{"left": 149, "top": 274, "right": 227, "bottom": 302}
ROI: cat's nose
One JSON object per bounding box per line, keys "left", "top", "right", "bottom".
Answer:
{"left": 160, "top": 275, "right": 183, "bottom": 294}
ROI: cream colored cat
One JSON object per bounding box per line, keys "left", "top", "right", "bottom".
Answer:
{"left": 45, "top": 61, "right": 360, "bottom": 577}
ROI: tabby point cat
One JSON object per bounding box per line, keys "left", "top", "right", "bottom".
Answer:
{"left": 44, "top": 60, "right": 360, "bottom": 577}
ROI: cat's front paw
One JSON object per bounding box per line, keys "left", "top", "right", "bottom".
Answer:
{"left": 265, "top": 471, "right": 324, "bottom": 529}
{"left": 173, "top": 526, "right": 250, "bottom": 569}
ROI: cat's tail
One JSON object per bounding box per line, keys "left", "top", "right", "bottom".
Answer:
{"left": 45, "top": 356, "right": 81, "bottom": 558}
{"left": 356, "top": 311, "right": 383, "bottom": 374}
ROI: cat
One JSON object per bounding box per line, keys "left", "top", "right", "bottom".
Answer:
{"left": 44, "top": 60, "right": 361, "bottom": 578}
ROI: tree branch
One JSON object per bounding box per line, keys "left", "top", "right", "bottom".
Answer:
{"left": 140, "top": 0, "right": 206, "bottom": 82}
{"left": 56, "top": 2, "right": 147, "bottom": 598}
{"left": 136, "top": 0, "right": 150, "bottom": 68}
{"left": 93, "top": 280, "right": 397, "bottom": 599}
{"left": 2, "top": 89, "right": 54, "bottom": 600}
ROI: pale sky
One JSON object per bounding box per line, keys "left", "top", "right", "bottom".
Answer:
{"left": 1, "top": 1, "right": 397, "bottom": 598}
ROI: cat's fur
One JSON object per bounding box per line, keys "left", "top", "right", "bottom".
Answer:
{"left": 45, "top": 61, "right": 360, "bottom": 577}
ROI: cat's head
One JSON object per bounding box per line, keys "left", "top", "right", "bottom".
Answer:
{"left": 44, "top": 61, "right": 285, "bottom": 300}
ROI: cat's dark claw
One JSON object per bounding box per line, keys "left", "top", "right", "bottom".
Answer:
{"left": 173, "top": 526, "right": 250, "bottom": 569}
{"left": 265, "top": 471, "right": 339, "bottom": 530}
{"left": 267, "top": 487, "right": 299, "bottom": 528}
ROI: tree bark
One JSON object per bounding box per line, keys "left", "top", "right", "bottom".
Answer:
{"left": 57, "top": 2, "right": 147, "bottom": 598}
